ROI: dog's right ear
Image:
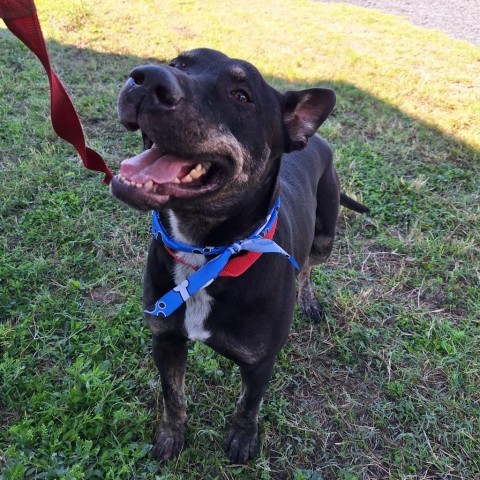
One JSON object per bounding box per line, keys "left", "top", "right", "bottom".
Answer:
{"left": 281, "top": 88, "right": 336, "bottom": 152}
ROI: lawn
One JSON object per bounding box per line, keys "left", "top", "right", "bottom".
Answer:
{"left": 1, "top": 0, "right": 479, "bottom": 479}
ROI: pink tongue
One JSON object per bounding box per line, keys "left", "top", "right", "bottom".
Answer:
{"left": 120, "top": 147, "right": 195, "bottom": 184}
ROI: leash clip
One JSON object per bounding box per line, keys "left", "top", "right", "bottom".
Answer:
{"left": 229, "top": 241, "right": 243, "bottom": 254}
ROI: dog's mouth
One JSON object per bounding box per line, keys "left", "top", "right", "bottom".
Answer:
{"left": 119, "top": 143, "right": 216, "bottom": 191}
{"left": 112, "top": 141, "right": 225, "bottom": 207}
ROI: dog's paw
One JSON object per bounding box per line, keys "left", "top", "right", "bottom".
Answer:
{"left": 152, "top": 423, "right": 185, "bottom": 462}
{"left": 297, "top": 275, "right": 326, "bottom": 324}
{"left": 300, "top": 300, "right": 326, "bottom": 324}
{"left": 223, "top": 426, "right": 259, "bottom": 464}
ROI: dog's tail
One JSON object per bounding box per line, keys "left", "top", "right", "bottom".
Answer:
{"left": 340, "top": 193, "right": 370, "bottom": 214}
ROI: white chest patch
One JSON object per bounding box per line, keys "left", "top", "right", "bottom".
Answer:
{"left": 169, "top": 212, "right": 213, "bottom": 342}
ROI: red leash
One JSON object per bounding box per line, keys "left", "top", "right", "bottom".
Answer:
{"left": 0, "top": 0, "right": 113, "bottom": 184}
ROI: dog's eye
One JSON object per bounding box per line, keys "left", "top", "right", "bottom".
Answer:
{"left": 169, "top": 61, "right": 186, "bottom": 69}
{"left": 231, "top": 89, "right": 250, "bottom": 104}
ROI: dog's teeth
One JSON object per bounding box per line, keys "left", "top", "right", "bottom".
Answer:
{"left": 174, "top": 162, "right": 210, "bottom": 184}
{"left": 144, "top": 180, "right": 154, "bottom": 189}
{"left": 190, "top": 169, "right": 203, "bottom": 179}
{"left": 187, "top": 163, "right": 208, "bottom": 180}
{"left": 181, "top": 174, "right": 193, "bottom": 183}
{"left": 135, "top": 183, "right": 143, "bottom": 188}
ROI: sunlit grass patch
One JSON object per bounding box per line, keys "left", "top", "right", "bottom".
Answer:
{"left": 32, "top": 0, "right": 480, "bottom": 150}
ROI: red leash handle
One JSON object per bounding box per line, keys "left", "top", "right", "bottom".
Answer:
{"left": 1, "top": 0, "right": 114, "bottom": 184}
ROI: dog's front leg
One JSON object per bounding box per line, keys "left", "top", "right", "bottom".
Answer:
{"left": 151, "top": 335, "right": 188, "bottom": 461}
{"left": 223, "top": 358, "right": 275, "bottom": 464}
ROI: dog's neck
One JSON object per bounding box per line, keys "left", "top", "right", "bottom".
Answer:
{"left": 164, "top": 171, "right": 279, "bottom": 246}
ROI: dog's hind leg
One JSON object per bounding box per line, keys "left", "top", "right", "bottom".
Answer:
{"left": 298, "top": 263, "right": 325, "bottom": 323}
{"left": 298, "top": 161, "right": 340, "bottom": 323}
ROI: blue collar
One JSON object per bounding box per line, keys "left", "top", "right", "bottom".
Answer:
{"left": 145, "top": 198, "right": 299, "bottom": 318}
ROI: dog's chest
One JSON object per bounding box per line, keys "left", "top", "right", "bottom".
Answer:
{"left": 169, "top": 213, "right": 212, "bottom": 342}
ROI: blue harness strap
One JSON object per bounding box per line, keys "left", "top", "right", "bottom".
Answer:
{"left": 145, "top": 198, "right": 298, "bottom": 318}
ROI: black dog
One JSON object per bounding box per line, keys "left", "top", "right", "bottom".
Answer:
{"left": 110, "top": 48, "right": 368, "bottom": 464}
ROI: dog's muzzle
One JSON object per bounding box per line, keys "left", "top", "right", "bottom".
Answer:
{"left": 119, "top": 65, "right": 184, "bottom": 129}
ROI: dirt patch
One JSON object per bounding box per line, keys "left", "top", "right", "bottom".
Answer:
{"left": 319, "top": 0, "right": 480, "bottom": 45}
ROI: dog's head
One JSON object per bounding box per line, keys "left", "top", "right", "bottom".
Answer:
{"left": 111, "top": 48, "right": 335, "bottom": 211}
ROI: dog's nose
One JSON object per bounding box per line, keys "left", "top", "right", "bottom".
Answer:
{"left": 129, "top": 65, "right": 184, "bottom": 108}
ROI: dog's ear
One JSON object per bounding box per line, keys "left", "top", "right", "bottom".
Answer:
{"left": 281, "top": 88, "right": 336, "bottom": 152}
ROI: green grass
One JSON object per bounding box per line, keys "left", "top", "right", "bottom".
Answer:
{"left": 1, "top": 0, "right": 479, "bottom": 479}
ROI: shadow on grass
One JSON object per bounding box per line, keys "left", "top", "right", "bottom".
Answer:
{"left": 1, "top": 32, "right": 479, "bottom": 480}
